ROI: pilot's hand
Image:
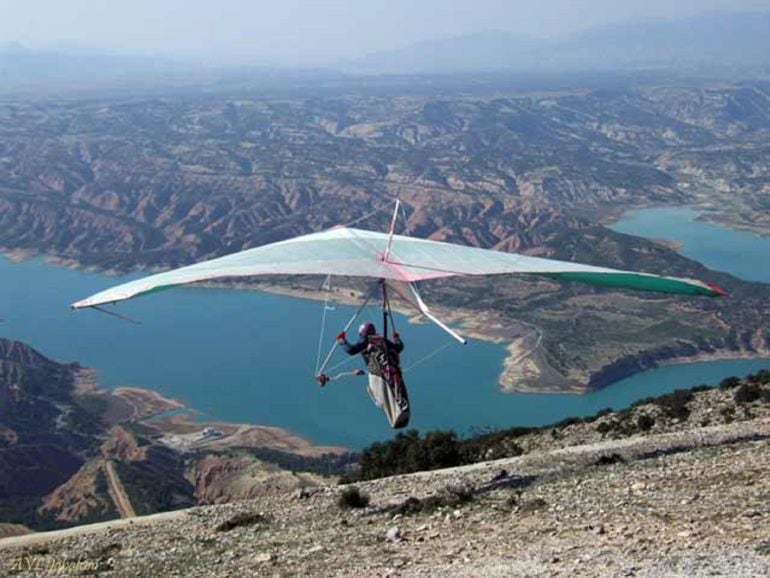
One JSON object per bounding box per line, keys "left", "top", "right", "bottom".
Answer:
{"left": 393, "top": 331, "right": 400, "bottom": 340}
{"left": 336, "top": 331, "right": 346, "bottom": 343}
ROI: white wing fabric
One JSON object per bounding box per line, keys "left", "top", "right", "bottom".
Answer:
{"left": 71, "top": 226, "right": 726, "bottom": 309}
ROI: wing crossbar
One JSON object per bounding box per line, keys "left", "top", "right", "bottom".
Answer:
{"left": 408, "top": 282, "right": 467, "bottom": 345}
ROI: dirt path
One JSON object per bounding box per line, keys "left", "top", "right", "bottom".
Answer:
{"left": 0, "top": 510, "right": 185, "bottom": 550}
{"left": 104, "top": 460, "right": 137, "bottom": 519}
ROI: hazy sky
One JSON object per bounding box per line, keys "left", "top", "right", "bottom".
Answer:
{"left": 2, "top": 0, "right": 769, "bottom": 66}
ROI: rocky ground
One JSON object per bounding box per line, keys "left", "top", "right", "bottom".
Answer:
{"left": 1, "top": 408, "right": 767, "bottom": 577}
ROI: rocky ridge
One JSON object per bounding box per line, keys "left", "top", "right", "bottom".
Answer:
{"left": 1, "top": 377, "right": 768, "bottom": 577}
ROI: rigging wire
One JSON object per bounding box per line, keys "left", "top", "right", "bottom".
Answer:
{"left": 335, "top": 198, "right": 399, "bottom": 230}
{"left": 316, "top": 199, "right": 463, "bottom": 381}
{"left": 398, "top": 198, "right": 411, "bottom": 236}
{"left": 323, "top": 353, "right": 357, "bottom": 374}
{"left": 314, "top": 274, "right": 333, "bottom": 375}
{"left": 90, "top": 305, "right": 142, "bottom": 325}
{"left": 315, "top": 294, "right": 371, "bottom": 379}
{"left": 384, "top": 283, "right": 397, "bottom": 339}
{"left": 402, "top": 341, "right": 454, "bottom": 372}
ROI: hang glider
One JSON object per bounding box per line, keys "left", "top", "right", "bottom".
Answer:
{"left": 71, "top": 209, "right": 726, "bottom": 317}
{"left": 69, "top": 200, "right": 728, "bottom": 428}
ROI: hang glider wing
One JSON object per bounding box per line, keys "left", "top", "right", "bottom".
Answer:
{"left": 71, "top": 226, "right": 726, "bottom": 309}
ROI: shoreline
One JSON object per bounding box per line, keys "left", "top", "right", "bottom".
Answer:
{"left": 656, "top": 350, "right": 770, "bottom": 372}
{"left": 4, "top": 236, "right": 770, "bottom": 399}
{"left": 600, "top": 202, "right": 770, "bottom": 240}
{"left": 73, "top": 370, "right": 351, "bottom": 456}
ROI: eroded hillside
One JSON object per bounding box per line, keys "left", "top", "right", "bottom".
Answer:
{"left": 1, "top": 85, "right": 770, "bottom": 389}
{"left": 0, "top": 340, "right": 345, "bottom": 531}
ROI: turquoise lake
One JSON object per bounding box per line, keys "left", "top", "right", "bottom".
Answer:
{"left": 1, "top": 206, "right": 768, "bottom": 448}
{"left": 610, "top": 206, "right": 770, "bottom": 283}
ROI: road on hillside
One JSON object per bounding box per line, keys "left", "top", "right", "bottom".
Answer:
{"left": 104, "top": 460, "right": 137, "bottom": 519}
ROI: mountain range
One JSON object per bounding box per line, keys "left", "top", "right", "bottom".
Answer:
{"left": 1, "top": 11, "right": 769, "bottom": 91}
{"left": 356, "top": 11, "right": 770, "bottom": 74}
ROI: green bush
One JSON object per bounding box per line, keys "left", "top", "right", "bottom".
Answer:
{"left": 653, "top": 389, "right": 693, "bottom": 420}
{"left": 690, "top": 384, "right": 713, "bottom": 393}
{"left": 734, "top": 383, "right": 761, "bottom": 404}
{"left": 748, "top": 370, "right": 770, "bottom": 385}
{"left": 393, "top": 484, "right": 473, "bottom": 515}
{"left": 719, "top": 376, "right": 741, "bottom": 390}
{"left": 357, "top": 430, "right": 462, "bottom": 481}
{"left": 631, "top": 396, "right": 656, "bottom": 409}
{"left": 338, "top": 486, "right": 370, "bottom": 509}
{"left": 553, "top": 416, "right": 584, "bottom": 429}
{"left": 594, "top": 453, "right": 625, "bottom": 466}
{"left": 719, "top": 406, "right": 736, "bottom": 422}
{"left": 587, "top": 408, "right": 613, "bottom": 422}
{"left": 637, "top": 414, "right": 655, "bottom": 431}
{"left": 596, "top": 421, "right": 614, "bottom": 434}
{"left": 215, "top": 511, "right": 269, "bottom": 532}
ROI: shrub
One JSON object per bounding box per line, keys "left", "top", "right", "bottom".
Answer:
{"left": 553, "top": 416, "right": 583, "bottom": 429}
{"left": 747, "top": 370, "right": 770, "bottom": 385}
{"left": 734, "top": 383, "right": 761, "bottom": 404}
{"left": 596, "top": 421, "right": 614, "bottom": 434}
{"left": 719, "top": 406, "right": 736, "bottom": 422}
{"left": 690, "top": 384, "right": 713, "bottom": 393}
{"left": 653, "top": 389, "right": 693, "bottom": 420}
{"left": 357, "top": 430, "right": 463, "bottom": 480}
{"left": 392, "top": 484, "right": 474, "bottom": 515}
{"left": 719, "top": 376, "right": 741, "bottom": 390}
{"left": 215, "top": 511, "right": 269, "bottom": 532}
{"left": 338, "top": 486, "right": 370, "bottom": 509}
{"left": 461, "top": 434, "right": 523, "bottom": 463}
{"left": 587, "top": 408, "right": 614, "bottom": 423}
{"left": 637, "top": 414, "right": 655, "bottom": 431}
{"left": 519, "top": 497, "right": 547, "bottom": 512}
{"left": 631, "top": 396, "right": 656, "bottom": 409}
{"left": 594, "top": 453, "right": 625, "bottom": 466}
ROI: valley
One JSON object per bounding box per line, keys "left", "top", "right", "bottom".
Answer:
{"left": 1, "top": 81, "right": 769, "bottom": 390}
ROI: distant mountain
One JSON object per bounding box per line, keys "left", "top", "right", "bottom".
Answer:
{"left": 356, "top": 30, "right": 543, "bottom": 74}
{"left": 356, "top": 11, "right": 770, "bottom": 74}
{"left": 0, "top": 45, "right": 188, "bottom": 91}
{"left": 557, "top": 11, "right": 770, "bottom": 71}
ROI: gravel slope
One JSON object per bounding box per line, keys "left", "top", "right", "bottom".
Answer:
{"left": 1, "top": 417, "right": 768, "bottom": 577}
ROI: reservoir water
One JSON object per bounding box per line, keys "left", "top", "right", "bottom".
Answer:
{"left": 1, "top": 206, "right": 768, "bottom": 448}
{"left": 610, "top": 206, "right": 770, "bottom": 283}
